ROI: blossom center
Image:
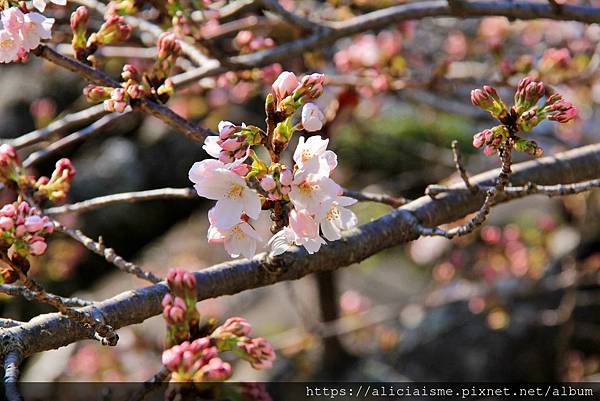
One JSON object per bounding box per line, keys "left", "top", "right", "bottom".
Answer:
{"left": 301, "top": 150, "right": 312, "bottom": 161}
{"left": 326, "top": 206, "right": 340, "bottom": 221}
{"left": 226, "top": 184, "right": 244, "bottom": 199}
{"left": 0, "top": 37, "right": 15, "bottom": 49}
{"left": 231, "top": 225, "right": 246, "bottom": 240}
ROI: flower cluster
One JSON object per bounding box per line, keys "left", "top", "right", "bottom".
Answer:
{"left": 0, "top": 144, "right": 76, "bottom": 203}
{"left": 0, "top": 200, "right": 54, "bottom": 283}
{"left": 84, "top": 32, "right": 179, "bottom": 111}
{"left": 0, "top": 5, "right": 55, "bottom": 64}
{"left": 470, "top": 77, "right": 577, "bottom": 156}
{"left": 70, "top": 7, "right": 131, "bottom": 63}
{"left": 189, "top": 71, "right": 357, "bottom": 259}
{"left": 161, "top": 268, "right": 275, "bottom": 383}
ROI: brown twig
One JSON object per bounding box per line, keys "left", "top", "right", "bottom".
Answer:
{"left": 0, "top": 285, "right": 93, "bottom": 307}
{"left": 127, "top": 367, "right": 170, "bottom": 401}
{"left": 54, "top": 220, "right": 162, "bottom": 284}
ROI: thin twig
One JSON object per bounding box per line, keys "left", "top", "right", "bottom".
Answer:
{"left": 44, "top": 188, "right": 196, "bottom": 215}
{"left": 5, "top": 104, "right": 108, "bottom": 150}
{"left": 451, "top": 140, "right": 474, "bottom": 192}
{"left": 32, "top": 45, "right": 213, "bottom": 142}
{"left": 22, "top": 112, "right": 128, "bottom": 168}
{"left": 0, "top": 284, "right": 93, "bottom": 307}
{"left": 261, "top": 0, "right": 330, "bottom": 32}
{"left": 2, "top": 254, "right": 118, "bottom": 346}
{"left": 54, "top": 220, "right": 162, "bottom": 284}
{"left": 416, "top": 145, "right": 513, "bottom": 238}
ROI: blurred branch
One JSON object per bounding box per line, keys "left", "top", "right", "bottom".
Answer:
{"left": 171, "top": 0, "right": 600, "bottom": 87}
{"left": 261, "top": 0, "right": 329, "bottom": 32}
{"left": 22, "top": 112, "right": 129, "bottom": 167}
{"left": 4, "top": 143, "right": 600, "bottom": 358}
{"left": 0, "top": 285, "right": 93, "bottom": 307}
{"left": 342, "top": 189, "right": 408, "bottom": 207}
{"left": 54, "top": 220, "right": 162, "bottom": 284}
{"left": 5, "top": 104, "right": 108, "bottom": 150}
{"left": 44, "top": 188, "right": 196, "bottom": 215}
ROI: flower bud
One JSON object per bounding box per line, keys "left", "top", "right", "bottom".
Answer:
{"left": 121, "top": 64, "right": 140, "bottom": 81}
{"left": 272, "top": 71, "right": 298, "bottom": 103}
{"left": 218, "top": 121, "right": 236, "bottom": 140}
{"left": 0, "top": 216, "right": 14, "bottom": 230}
{"left": 157, "top": 32, "right": 181, "bottom": 60}
{"left": 29, "top": 240, "right": 47, "bottom": 256}
{"left": 24, "top": 215, "right": 44, "bottom": 232}
{"left": 279, "top": 169, "right": 293, "bottom": 186}
{"left": 298, "top": 73, "right": 325, "bottom": 100}
{"left": 301, "top": 103, "right": 325, "bottom": 132}
{"left": 260, "top": 175, "right": 276, "bottom": 192}
{"left": 84, "top": 85, "right": 112, "bottom": 103}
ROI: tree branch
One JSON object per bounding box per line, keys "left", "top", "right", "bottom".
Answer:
{"left": 0, "top": 285, "right": 93, "bottom": 307}
{"left": 54, "top": 220, "right": 162, "bottom": 284}
{"left": 3, "top": 143, "right": 600, "bottom": 358}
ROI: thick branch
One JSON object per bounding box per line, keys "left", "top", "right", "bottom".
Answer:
{"left": 0, "top": 285, "right": 93, "bottom": 307}
{"left": 3, "top": 143, "right": 600, "bottom": 357}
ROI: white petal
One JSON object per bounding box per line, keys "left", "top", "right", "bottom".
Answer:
{"left": 188, "top": 159, "right": 224, "bottom": 183}
{"left": 339, "top": 207, "right": 358, "bottom": 230}
{"left": 241, "top": 189, "right": 261, "bottom": 220}
{"left": 203, "top": 136, "right": 222, "bottom": 158}
{"left": 321, "top": 219, "right": 341, "bottom": 242}
{"left": 212, "top": 198, "right": 243, "bottom": 228}
{"left": 32, "top": 0, "right": 46, "bottom": 12}
{"left": 52, "top": 0, "right": 67, "bottom": 5}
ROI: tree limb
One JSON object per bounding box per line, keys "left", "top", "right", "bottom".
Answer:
{"left": 2, "top": 143, "right": 600, "bottom": 358}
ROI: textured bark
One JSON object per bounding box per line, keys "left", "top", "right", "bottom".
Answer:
{"left": 2, "top": 144, "right": 600, "bottom": 357}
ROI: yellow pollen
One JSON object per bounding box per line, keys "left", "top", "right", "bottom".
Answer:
{"left": 0, "top": 38, "right": 14, "bottom": 49}
{"left": 327, "top": 207, "right": 340, "bottom": 221}
{"left": 227, "top": 184, "right": 244, "bottom": 199}
{"left": 301, "top": 150, "right": 312, "bottom": 161}
{"left": 231, "top": 225, "right": 246, "bottom": 240}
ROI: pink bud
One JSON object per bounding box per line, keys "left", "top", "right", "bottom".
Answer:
{"left": 279, "top": 169, "right": 293, "bottom": 186}
{"left": 219, "top": 151, "right": 234, "bottom": 164}
{"left": 229, "top": 163, "right": 250, "bottom": 177}
{"left": 0, "top": 216, "right": 14, "bottom": 230}
{"left": 0, "top": 204, "right": 16, "bottom": 217}
{"left": 162, "top": 346, "right": 182, "bottom": 371}
{"left": 221, "top": 138, "right": 242, "bottom": 152}
{"left": 15, "top": 225, "right": 26, "bottom": 237}
{"left": 272, "top": 71, "right": 299, "bottom": 102}
{"left": 483, "top": 146, "right": 496, "bottom": 156}
{"left": 218, "top": 121, "right": 236, "bottom": 140}
{"left": 301, "top": 103, "right": 325, "bottom": 132}
{"left": 260, "top": 175, "right": 276, "bottom": 192}
{"left": 24, "top": 215, "right": 44, "bottom": 232}
{"left": 29, "top": 240, "right": 47, "bottom": 256}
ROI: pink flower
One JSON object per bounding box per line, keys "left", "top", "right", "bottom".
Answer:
{"left": 301, "top": 103, "right": 325, "bottom": 132}
{"left": 1, "top": 8, "right": 24, "bottom": 32}
{"left": 24, "top": 215, "right": 44, "bottom": 232}
{"left": 272, "top": 71, "right": 298, "bottom": 102}
{"left": 0, "top": 216, "right": 14, "bottom": 230}
{"left": 318, "top": 196, "right": 358, "bottom": 241}
{"left": 0, "top": 29, "right": 22, "bottom": 63}
{"left": 292, "top": 135, "right": 337, "bottom": 180}
{"left": 289, "top": 173, "right": 341, "bottom": 216}
{"left": 207, "top": 210, "right": 271, "bottom": 259}
{"left": 288, "top": 209, "right": 326, "bottom": 254}
{"left": 189, "top": 159, "right": 261, "bottom": 228}
{"left": 268, "top": 226, "right": 296, "bottom": 256}
{"left": 197, "top": 358, "right": 232, "bottom": 381}
{"left": 20, "top": 12, "right": 54, "bottom": 51}
{"left": 29, "top": 240, "right": 47, "bottom": 256}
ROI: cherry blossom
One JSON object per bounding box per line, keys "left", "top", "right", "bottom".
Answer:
{"left": 318, "top": 196, "right": 358, "bottom": 241}
{"left": 289, "top": 173, "right": 341, "bottom": 216}
{"left": 207, "top": 210, "right": 271, "bottom": 259}
{"left": 292, "top": 135, "right": 337, "bottom": 179}
{"left": 189, "top": 159, "right": 261, "bottom": 228}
